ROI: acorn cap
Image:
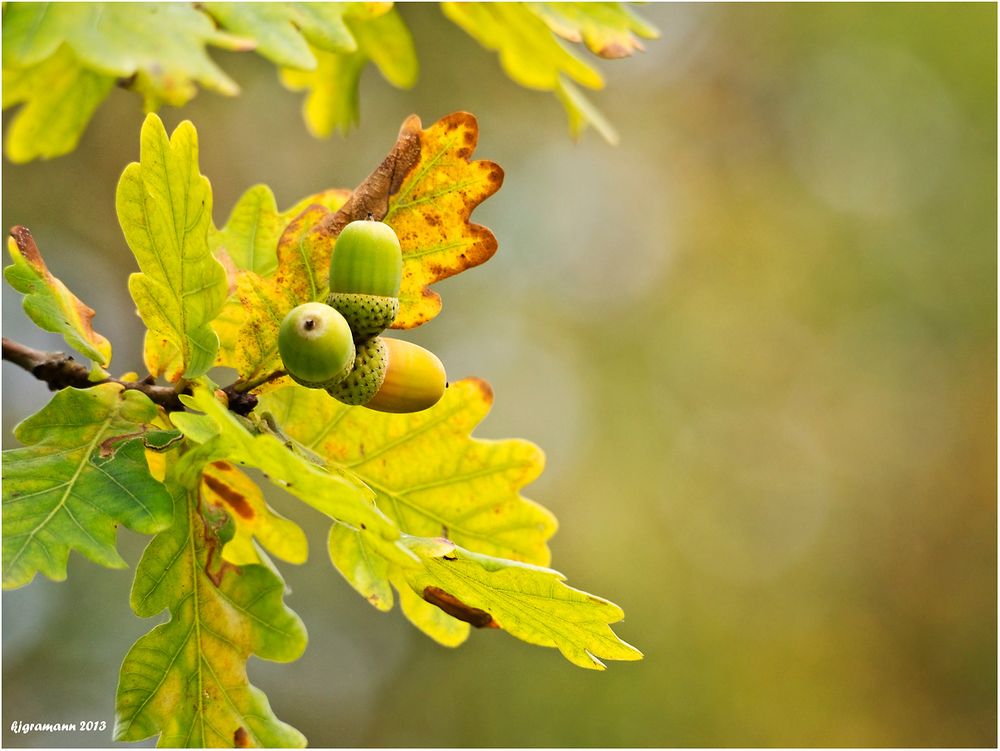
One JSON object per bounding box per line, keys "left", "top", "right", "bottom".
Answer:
{"left": 364, "top": 338, "right": 447, "bottom": 414}
{"left": 329, "top": 220, "right": 403, "bottom": 298}
{"left": 327, "top": 291, "right": 400, "bottom": 341}
{"left": 326, "top": 337, "right": 389, "bottom": 406}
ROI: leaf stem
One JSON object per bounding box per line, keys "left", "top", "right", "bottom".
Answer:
{"left": 229, "top": 368, "right": 286, "bottom": 394}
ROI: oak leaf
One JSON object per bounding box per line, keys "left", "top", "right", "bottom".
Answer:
{"left": 4, "top": 226, "right": 112, "bottom": 365}
{"left": 117, "top": 114, "right": 228, "bottom": 382}
{"left": 440, "top": 2, "right": 657, "bottom": 143}
{"left": 259, "top": 378, "right": 555, "bottom": 646}
{"left": 115, "top": 469, "right": 307, "bottom": 747}
{"left": 400, "top": 536, "right": 643, "bottom": 670}
{"left": 1, "top": 45, "right": 114, "bottom": 162}
{"left": 279, "top": 5, "right": 417, "bottom": 137}
{"left": 1, "top": 384, "right": 172, "bottom": 589}
{"left": 301, "top": 111, "right": 503, "bottom": 329}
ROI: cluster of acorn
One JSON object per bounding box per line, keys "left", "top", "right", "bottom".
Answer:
{"left": 277, "top": 219, "right": 447, "bottom": 414}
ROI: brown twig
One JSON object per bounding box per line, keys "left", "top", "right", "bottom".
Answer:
{"left": 3, "top": 336, "right": 188, "bottom": 411}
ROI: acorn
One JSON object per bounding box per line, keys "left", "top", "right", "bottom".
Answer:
{"left": 278, "top": 302, "right": 356, "bottom": 389}
{"left": 327, "top": 219, "right": 402, "bottom": 340}
{"left": 365, "top": 338, "right": 447, "bottom": 414}
{"left": 327, "top": 337, "right": 447, "bottom": 414}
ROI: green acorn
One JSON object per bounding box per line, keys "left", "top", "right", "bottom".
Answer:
{"left": 327, "top": 219, "right": 403, "bottom": 340}
{"left": 326, "top": 336, "right": 389, "bottom": 406}
{"left": 278, "top": 302, "right": 356, "bottom": 389}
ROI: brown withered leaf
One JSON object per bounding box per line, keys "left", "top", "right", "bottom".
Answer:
{"left": 312, "top": 111, "right": 503, "bottom": 328}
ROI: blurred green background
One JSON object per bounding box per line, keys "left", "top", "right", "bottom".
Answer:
{"left": 2, "top": 3, "right": 996, "bottom": 747}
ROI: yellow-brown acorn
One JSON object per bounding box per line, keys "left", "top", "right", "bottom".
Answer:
{"left": 326, "top": 337, "right": 447, "bottom": 414}
{"left": 364, "top": 338, "right": 447, "bottom": 414}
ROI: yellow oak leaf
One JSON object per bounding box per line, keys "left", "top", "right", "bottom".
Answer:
{"left": 4, "top": 226, "right": 112, "bottom": 366}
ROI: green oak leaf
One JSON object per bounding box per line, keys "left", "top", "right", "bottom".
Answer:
{"left": 117, "top": 113, "right": 228, "bottom": 382}
{"left": 280, "top": 5, "right": 418, "bottom": 137}
{"left": 1, "top": 384, "right": 173, "bottom": 589}
{"left": 4, "top": 226, "right": 112, "bottom": 365}
{"left": 1, "top": 44, "right": 115, "bottom": 163}
{"left": 202, "top": 3, "right": 319, "bottom": 70}
{"left": 441, "top": 2, "right": 603, "bottom": 90}
{"left": 114, "top": 467, "right": 307, "bottom": 747}
{"left": 327, "top": 520, "right": 394, "bottom": 611}
{"left": 2, "top": 3, "right": 240, "bottom": 110}
{"left": 202, "top": 3, "right": 357, "bottom": 70}
{"left": 3, "top": 2, "right": 658, "bottom": 161}
{"left": 400, "top": 535, "right": 643, "bottom": 670}
{"left": 284, "top": 2, "right": 361, "bottom": 53}
{"left": 2, "top": 3, "right": 77, "bottom": 67}
{"left": 171, "top": 384, "right": 409, "bottom": 567}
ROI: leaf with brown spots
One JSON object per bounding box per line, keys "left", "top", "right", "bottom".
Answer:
{"left": 115, "top": 459, "right": 307, "bottom": 747}
{"left": 201, "top": 461, "right": 309, "bottom": 566}
{"left": 4, "top": 226, "right": 112, "bottom": 366}
{"left": 400, "top": 536, "right": 643, "bottom": 670}
{"left": 382, "top": 111, "right": 504, "bottom": 328}
{"left": 422, "top": 585, "right": 499, "bottom": 628}
{"left": 298, "top": 111, "right": 502, "bottom": 329}
{"left": 171, "top": 383, "right": 406, "bottom": 562}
